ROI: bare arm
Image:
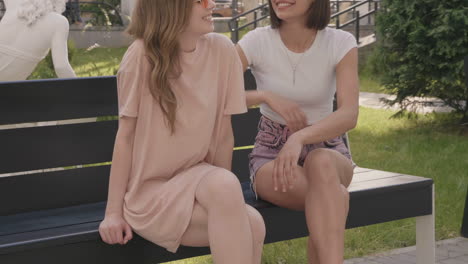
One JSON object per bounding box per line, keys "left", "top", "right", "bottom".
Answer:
{"left": 292, "top": 48, "right": 359, "bottom": 144}
{"left": 235, "top": 44, "right": 269, "bottom": 107}
{"left": 99, "top": 116, "right": 136, "bottom": 245}
{"left": 210, "top": 115, "right": 235, "bottom": 171}
{"left": 105, "top": 116, "right": 136, "bottom": 216}
{"left": 51, "top": 16, "right": 76, "bottom": 78}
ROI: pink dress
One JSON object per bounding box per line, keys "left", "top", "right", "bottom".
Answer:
{"left": 117, "top": 34, "right": 247, "bottom": 253}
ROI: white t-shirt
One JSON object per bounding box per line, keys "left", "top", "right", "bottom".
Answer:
{"left": 238, "top": 26, "right": 357, "bottom": 125}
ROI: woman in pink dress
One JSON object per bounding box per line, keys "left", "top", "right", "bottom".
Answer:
{"left": 236, "top": 0, "right": 359, "bottom": 263}
{"left": 98, "top": 0, "right": 265, "bottom": 263}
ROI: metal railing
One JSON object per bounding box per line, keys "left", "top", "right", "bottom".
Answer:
{"left": 331, "top": 0, "right": 380, "bottom": 43}
{"left": 229, "top": 0, "right": 380, "bottom": 43}
{"left": 229, "top": 3, "right": 269, "bottom": 42}
{"left": 75, "top": 1, "right": 124, "bottom": 26}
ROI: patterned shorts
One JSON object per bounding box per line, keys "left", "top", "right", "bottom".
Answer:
{"left": 248, "top": 115, "right": 354, "bottom": 198}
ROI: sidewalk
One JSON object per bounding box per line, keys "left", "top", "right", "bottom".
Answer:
{"left": 345, "top": 237, "right": 468, "bottom": 264}
{"left": 359, "top": 92, "right": 457, "bottom": 113}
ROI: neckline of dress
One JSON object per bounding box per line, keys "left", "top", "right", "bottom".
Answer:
{"left": 180, "top": 36, "right": 205, "bottom": 63}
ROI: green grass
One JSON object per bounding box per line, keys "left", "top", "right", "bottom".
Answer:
{"left": 29, "top": 46, "right": 127, "bottom": 79}
{"left": 359, "top": 72, "right": 388, "bottom": 94}
{"left": 28, "top": 47, "right": 467, "bottom": 263}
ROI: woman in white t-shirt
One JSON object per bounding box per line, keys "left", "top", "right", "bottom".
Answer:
{"left": 236, "top": 0, "right": 359, "bottom": 263}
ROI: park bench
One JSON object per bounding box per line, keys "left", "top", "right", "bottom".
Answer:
{"left": 0, "top": 71, "right": 435, "bottom": 264}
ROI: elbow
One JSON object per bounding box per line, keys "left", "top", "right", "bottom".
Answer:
{"left": 225, "top": 130, "right": 235, "bottom": 150}
{"left": 347, "top": 108, "right": 359, "bottom": 130}
{"left": 54, "top": 63, "right": 76, "bottom": 78}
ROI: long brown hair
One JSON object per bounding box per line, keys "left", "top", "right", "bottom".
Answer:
{"left": 269, "top": 0, "right": 330, "bottom": 30}
{"left": 126, "top": 0, "right": 193, "bottom": 133}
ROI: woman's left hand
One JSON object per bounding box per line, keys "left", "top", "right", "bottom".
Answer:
{"left": 272, "top": 134, "right": 303, "bottom": 192}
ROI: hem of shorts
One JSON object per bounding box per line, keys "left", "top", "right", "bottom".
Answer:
{"left": 249, "top": 158, "right": 272, "bottom": 201}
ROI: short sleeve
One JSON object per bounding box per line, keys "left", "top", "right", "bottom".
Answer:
{"left": 116, "top": 43, "right": 147, "bottom": 118}
{"left": 237, "top": 28, "right": 261, "bottom": 67}
{"left": 224, "top": 46, "right": 248, "bottom": 115}
{"left": 334, "top": 31, "right": 357, "bottom": 66}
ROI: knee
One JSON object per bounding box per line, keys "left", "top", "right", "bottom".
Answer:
{"left": 341, "top": 185, "right": 350, "bottom": 203}
{"left": 304, "top": 149, "right": 339, "bottom": 186}
{"left": 246, "top": 206, "right": 266, "bottom": 244}
{"left": 198, "top": 169, "right": 244, "bottom": 206}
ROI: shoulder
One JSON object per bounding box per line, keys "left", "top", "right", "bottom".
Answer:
{"left": 203, "top": 33, "right": 234, "bottom": 51}
{"left": 119, "top": 39, "right": 148, "bottom": 72}
{"left": 320, "top": 27, "right": 356, "bottom": 43}
{"left": 41, "top": 13, "right": 69, "bottom": 31}
{"left": 243, "top": 25, "right": 276, "bottom": 40}
{"left": 202, "top": 33, "right": 240, "bottom": 59}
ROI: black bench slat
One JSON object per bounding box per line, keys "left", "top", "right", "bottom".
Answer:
{"left": 0, "top": 166, "right": 110, "bottom": 216}
{"left": 0, "top": 171, "right": 433, "bottom": 258}
{"left": 232, "top": 148, "right": 252, "bottom": 182}
{"left": 232, "top": 107, "right": 260, "bottom": 147}
{"left": 0, "top": 110, "right": 260, "bottom": 175}
{"left": 0, "top": 72, "right": 257, "bottom": 126}
{"left": 0, "top": 77, "right": 118, "bottom": 125}
{"left": 0, "top": 202, "right": 105, "bottom": 237}
{"left": 0, "top": 121, "right": 117, "bottom": 174}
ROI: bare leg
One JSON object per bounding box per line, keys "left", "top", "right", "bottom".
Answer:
{"left": 303, "top": 149, "right": 353, "bottom": 264}
{"left": 254, "top": 149, "right": 353, "bottom": 264}
{"left": 180, "top": 169, "right": 265, "bottom": 264}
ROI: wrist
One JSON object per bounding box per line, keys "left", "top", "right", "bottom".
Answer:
{"left": 105, "top": 208, "right": 123, "bottom": 218}
{"left": 290, "top": 130, "right": 307, "bottom": 145}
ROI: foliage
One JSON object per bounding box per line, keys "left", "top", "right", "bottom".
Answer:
{"left": 80, "top": 0, "right": 123, "bottom": 27}
{"left": 370, "top": 0, "right": 468, "bottom": 123}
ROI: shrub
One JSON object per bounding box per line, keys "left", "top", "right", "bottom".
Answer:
{"left": 370, "top": 0, "right": 468, "bottom": 123}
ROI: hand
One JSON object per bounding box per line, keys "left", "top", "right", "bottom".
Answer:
{"left": 273, "top": 134, "right": 303, "bottom": 192}
{"left": 264, "top": 91, "right": 308, "bottom": 132}
{"left": 99, "top": 213, "right": 133, "bottom": 245}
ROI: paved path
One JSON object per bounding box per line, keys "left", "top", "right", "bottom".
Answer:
{"left": 359, "top": 92, "right": 457, "bottom": 113}
{"left": 345, "top": 237, "right": 468, "bottom": 264}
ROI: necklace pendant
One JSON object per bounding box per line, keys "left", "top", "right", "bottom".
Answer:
{"left": 293, "top": 72, "right": 296, "bottom": 86}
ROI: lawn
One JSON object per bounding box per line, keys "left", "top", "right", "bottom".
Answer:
{"left": 28, "top": 46, "right": 468, "bottom": 263}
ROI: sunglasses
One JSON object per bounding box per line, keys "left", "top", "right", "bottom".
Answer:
{"left": 195, "top": 0, "right": 210, "bottom": 8}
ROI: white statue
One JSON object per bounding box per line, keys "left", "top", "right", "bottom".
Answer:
{"left": 0, "top": 0, "right": 76, "bottom": 82}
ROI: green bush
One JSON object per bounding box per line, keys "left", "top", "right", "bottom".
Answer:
{"left": 370, "top": 0, "right": 468, "bottom": 122}
{"left": 80, "top": 0, "right": 122, "bottom": 27}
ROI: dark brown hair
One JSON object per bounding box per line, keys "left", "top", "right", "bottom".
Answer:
{"left": 268, "top": 0, "right": 330, "bottom": 30}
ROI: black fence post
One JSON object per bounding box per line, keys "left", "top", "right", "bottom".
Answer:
{"left": 355, "top": 11, "right": 360, "bottom": 44}
{"left": 254, "top": 10, "right": 257, "bottom": 29}
{"left": 336, "top": 2, "right": 340, "bottom": 28}
{"left": 231, "top": 0, "right": 239, "bottom": 43}
{"left": 463, "top": 57, "right": 468, "bottom": 238}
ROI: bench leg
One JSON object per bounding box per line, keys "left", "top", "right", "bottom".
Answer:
{"left": 415, "top": 185, "right": 435, "bottom": 264}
